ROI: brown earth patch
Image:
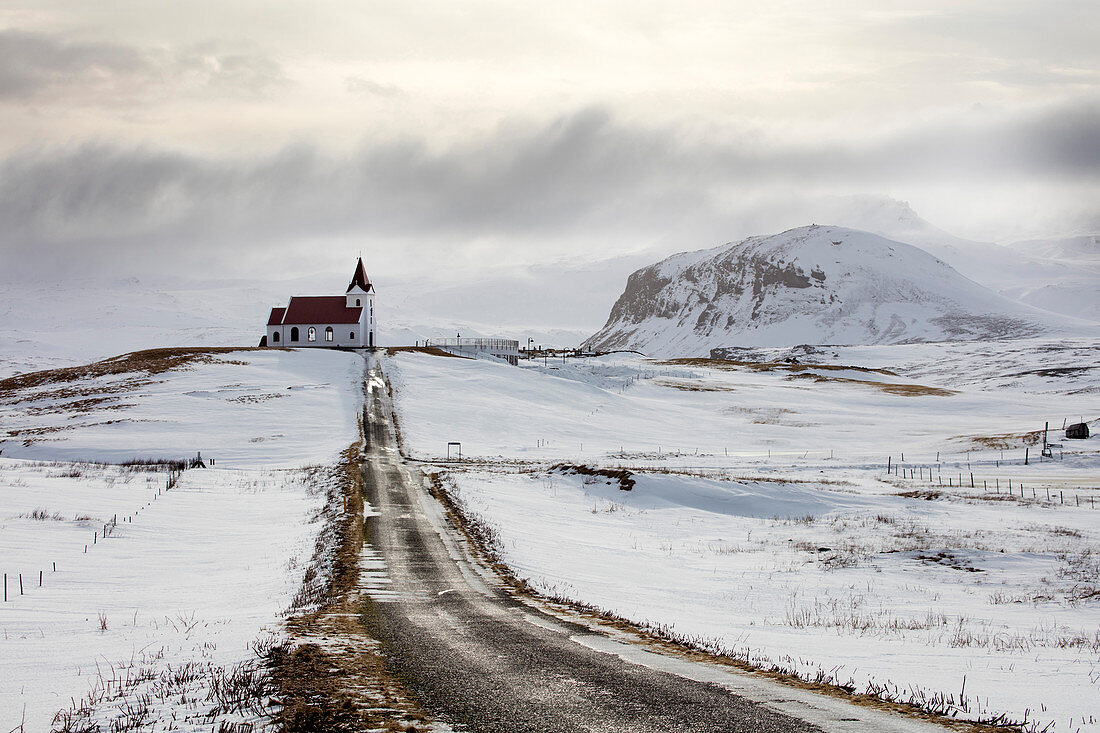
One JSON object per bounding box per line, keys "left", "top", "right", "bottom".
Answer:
{"left": 785, "top": 372, "right": 955, "bottom": 396}
{"left": 551, "top": 462, "right": 636, "bottom": 491}
{"left": 0, "top": 348, "right": 264, "bottom": 398}
{"left": 384, "top": 346, "right": 469, "bottom": 358}
{"left": 655, "top": 379, "right": 737, "bottom": 392}
{"left": 960, "top": 430, "right": 1045, "bottom": 450}
{"left": 659, "top": 357, "right": 899, "bottom": 377}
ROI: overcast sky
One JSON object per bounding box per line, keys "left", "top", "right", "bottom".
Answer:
{"left": 1, "top": 0, "right": 1097, "bottom": 282}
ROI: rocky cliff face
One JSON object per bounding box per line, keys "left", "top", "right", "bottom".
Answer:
{"left": 583, "top": 226, "right": 1087, "bottom": 356}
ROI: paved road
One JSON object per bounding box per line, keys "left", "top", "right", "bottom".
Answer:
{"left": 359, "top": 363, "right": 944, "bottom": 733}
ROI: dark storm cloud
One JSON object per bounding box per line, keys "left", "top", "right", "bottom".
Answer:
{"left": 1, "top": 99, "right": 1097, "bottom": 276}
{"left": 0, "top": 30, "right": 288, "bottom": 103}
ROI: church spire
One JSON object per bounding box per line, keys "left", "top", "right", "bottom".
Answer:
{"left": 347, "top": 256, "right": 373, "bottom": 293}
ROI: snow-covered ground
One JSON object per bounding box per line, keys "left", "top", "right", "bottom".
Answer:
{"left": 0, "top": 349, "right": 362, "bottom": 466}
{"left": 386, "top": 340, "right": 1096, "bottom": 466}
{"left": 0, "top": 348, "right": 365, "bottom": 731}
{"left": 384, "top": 343, "right": 1100, "bottom": 731}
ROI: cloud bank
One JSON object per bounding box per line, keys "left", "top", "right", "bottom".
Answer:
{"left": 2, "top": 97, "right": 1097, "bottom": 281}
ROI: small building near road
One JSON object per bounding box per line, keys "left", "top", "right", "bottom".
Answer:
{"left": 264, "top": 258, "right": 377, "bottom": 349}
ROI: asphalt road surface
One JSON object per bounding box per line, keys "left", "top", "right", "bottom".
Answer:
{"left": 359, "top": 362, "right": 946, "bottom": 733}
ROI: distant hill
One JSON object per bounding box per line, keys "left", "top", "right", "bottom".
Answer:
{"left": 582, "top": 225, "right": 1095, "bottom": 356}
{"left": 811, "top": 197, "right": 1100, "bottom": 322}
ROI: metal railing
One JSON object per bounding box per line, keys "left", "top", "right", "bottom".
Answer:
{"left": 428, "top": 338, "right": 519, "bottom": 351}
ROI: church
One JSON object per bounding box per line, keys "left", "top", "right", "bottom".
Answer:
{"left": 263, "top": 258, "right": 377, "bottom": 349}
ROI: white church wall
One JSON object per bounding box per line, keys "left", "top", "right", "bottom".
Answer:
{"left": 277, "top": 323, "right": 365, "bottom": 348}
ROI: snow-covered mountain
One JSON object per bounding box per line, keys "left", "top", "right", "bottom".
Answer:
{"left": 816, "top": 197, "right": 1100, "bottom": 322}
{"left": 582, "top": 225, "right": 1096, "bottom": 356}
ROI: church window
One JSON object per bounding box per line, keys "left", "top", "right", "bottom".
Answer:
{"left": 290, "top": 327, "right": 299, "bottom": 342}
{"left": 273, "top": 331, "right": 280, "bottom": 343}
{"left": 356, "top": 299, "right": 361, "bottom": 306}
{"left": 308, "top": 327, "right": 316, "bottom": 342}
{"left": 325, "top": 327, "right": 334, "bottom": 342}
{"left": 350, "top": 332, "right": 355, "bottom": 340}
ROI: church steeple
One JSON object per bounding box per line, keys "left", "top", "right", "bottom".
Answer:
{"left": 347, "top": 257, "right": 374, "bottom": 294}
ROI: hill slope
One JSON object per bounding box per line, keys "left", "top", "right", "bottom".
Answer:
{"left": 583, "top": 225, "right": 1093, "bottom": 356}
{"left": 809, "top": 197, "right": 1100, "bottom": 322}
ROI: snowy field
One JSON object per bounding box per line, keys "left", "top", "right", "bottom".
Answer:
{"left": 386, "top": 339, "right": 1096, "bottom": 470}
{"left": 0, "top": 349, "right": 364, "bottom": 731}
{"left": 384, "top": 342, "right": 1100, "bottom": 732}
{"left": 0, "top": 348, "right": 363, "bottom": 466}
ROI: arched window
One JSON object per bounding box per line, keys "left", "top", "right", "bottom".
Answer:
{"left": 355, "top": 299, "right": 361, "bottom": 306}
{"left": 350, "top": 332, "right": 355, "bottom": 340}
{"left": 290, "top": 327, "right": 299, "bottom": 342}
{"left": 369, "top": 331, "right": 374, "bottom": 347}
{"left": 325, "top": 326, "right": 334, "bottom": 342}
{"left": 273, "top": 331, "right": 280, "bottom": 343}
{"left": 308, "top": 327, "right": 316, "bottom": 342}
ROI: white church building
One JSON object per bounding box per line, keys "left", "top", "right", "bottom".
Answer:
{"left": 264, "top": 258, "right": 377, "bottom": 349}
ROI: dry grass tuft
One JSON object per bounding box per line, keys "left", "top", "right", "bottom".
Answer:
{"left": 20, "top": 507, "right": 65, "bottom": 521}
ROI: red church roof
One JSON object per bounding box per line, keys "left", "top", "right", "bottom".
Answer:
{"left": 266, "top": 307, "right": 287, "bottom": 326}
{"left": 280, "top": 296, "right": 362, "bottom": 325}
{"left": 346, "top": 257, "right": 374, "bottom": 293}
